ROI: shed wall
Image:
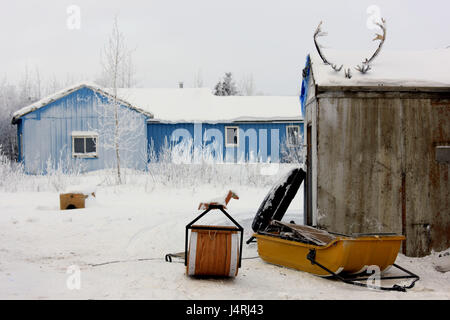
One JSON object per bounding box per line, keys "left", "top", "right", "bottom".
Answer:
{"left": 313, "top": 96, "right": 449, "bottom": 257}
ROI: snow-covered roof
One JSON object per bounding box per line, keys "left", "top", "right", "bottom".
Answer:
{"left": 309, "top": 49, "right": 450, "bottom": 89}
{"left": 114, "top": 88, "right": 302, "bottom": 123}
{"left": 11, "top": 82, "right": 154, "bottom": 124}
{"left": 12, "top": 83, "right": 302, "bottom": 124}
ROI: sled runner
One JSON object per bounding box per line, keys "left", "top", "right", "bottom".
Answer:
{"left": 251, "top": 167, "right": 419, "bottom": 291}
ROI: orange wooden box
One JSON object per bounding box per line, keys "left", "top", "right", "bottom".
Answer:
{"left": 187, "top": 225, "right": 240, "bottom": 277}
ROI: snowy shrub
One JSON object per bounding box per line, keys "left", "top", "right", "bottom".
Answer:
{"left": 0, "top": 145, "right": 26, "bottom": 192}
{"left": 146, "top": 140, "right": 300, "bottom": 189}
{"left": 280, "top": 138, "right": 306, "bottom": 163}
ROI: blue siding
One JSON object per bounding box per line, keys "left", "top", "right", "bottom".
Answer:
{"left": 147, "top": 121, "right": 304, "bottom": 163}
{"left": 16, "top": 119, "right": 23, "bottom": 162}
{"left": 16, "top": 84, "right": 303, "bottom": 172}
{"left": 20, "top": 87, "right": 149, "bottom": 174}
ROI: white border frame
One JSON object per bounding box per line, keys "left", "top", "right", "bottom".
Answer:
{"left": 286, "top": 125, "right": 301, "bottom": 147}
{"left": 225, "top": 126, "right": 239, "bottom": 147}
{"left": 72, "top": 132, "right": 98, "bottom": 158}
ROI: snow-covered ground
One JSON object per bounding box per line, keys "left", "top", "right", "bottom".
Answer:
{"left": 0, "top": 170, "right": 449, "bottom": 300}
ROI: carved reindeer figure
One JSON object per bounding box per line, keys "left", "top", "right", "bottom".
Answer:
{"left": 198, "top": 190, "right": 239, "bottom": 210}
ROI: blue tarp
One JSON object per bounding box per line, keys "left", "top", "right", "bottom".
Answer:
{"left": 299, "top": 54, "right": 311, "bottom": 118}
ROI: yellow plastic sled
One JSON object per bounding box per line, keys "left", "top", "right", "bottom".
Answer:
{"left": 254, "top": 226, "right": 405, "bottom": 277}
{"left": 248, "top": 168, "right": 419, "bottom": 291}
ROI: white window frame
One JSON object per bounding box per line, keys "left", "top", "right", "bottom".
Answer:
{"left": 286, "top": 125, "right": 301, "bottom": 147}
{"left": 225, "top": 126, "right": 239, "bottom": 147}
{"left": 72, "top": 132, "right": 98, "bottom": 158}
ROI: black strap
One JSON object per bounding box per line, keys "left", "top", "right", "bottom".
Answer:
{"left": 307, "top": 249, "right": 420, "bottom": 292}
{"left": 246, "top": 236, "right": 256, "bottom": 244}
{"left": 165, "top": 252, "right": 185, "bottom": 263}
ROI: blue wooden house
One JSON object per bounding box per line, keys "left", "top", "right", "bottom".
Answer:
{"left": 12, "top": 83, "right": 303, "bottom": 174}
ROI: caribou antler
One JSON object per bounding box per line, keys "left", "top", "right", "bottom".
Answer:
{"left": 313, "top": 21, "right": 343, "bottom": 72}
{"left": 356, "top": 18, "right": 386, "bottom": 73}
{"left": 344, "top": 68, "right": 352, "bottom": 79}
{"left": 355, "top": 64, "right": 371, "bottom": 74}
{"left": 313, "top": 18, "right": 386, "bottom": 78}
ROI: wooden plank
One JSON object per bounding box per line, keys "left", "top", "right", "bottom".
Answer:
{"left": 271, "top": 221, "right": 336, "bottom": 246}
{"left": 403, "top": 99, "right": 450, "bottom": 256}
{"left": 316, "top": 97, "right": 403, "bottom": 236}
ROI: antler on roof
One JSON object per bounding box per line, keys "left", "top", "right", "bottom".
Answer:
{"left": 356, "top": 18, "right": 387, "bottom": 73}
{"left": 313, "top": 21, "right": 343, "bottom": 72}
{"left": 313, "top": 18, "right": 387, "bottom": 77}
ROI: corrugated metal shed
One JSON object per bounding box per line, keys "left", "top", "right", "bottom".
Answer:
{"left": 13, "top": 84, "right": 150, "bottom": 174}
{"left": 116, "top": 88, "right": 304, "bottom": 163}
{"left": 12, "top": 83, "right": 304, "bottom": 173}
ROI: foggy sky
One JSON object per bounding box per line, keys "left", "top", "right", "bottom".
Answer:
{"left": 1, "top": 0, "right": 449, "bottom": 95}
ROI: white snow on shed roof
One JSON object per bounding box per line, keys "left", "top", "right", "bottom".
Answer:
{"left": 113, "top": 88, "right": 302, "bottom": 123}
{"left": 310, "top": 49, "right": 450, "bottom": 88}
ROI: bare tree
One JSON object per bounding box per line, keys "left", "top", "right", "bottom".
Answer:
{"left": 193, "top": 68, "right": 204, "bottom": 88}
{"left": 0, "top": 78, "right": 19, "bottom": 160}
{"left": 0, "top": 66, "right": 44, "bottom": 161}
{"left": 120, "top": 53, "right": 137, "bottom": 88}
{"left": 239, "top": 73, "right": 256, "bottom": 96}
{"left": 99, "top": 16, "right": 137, "bottom": 184}
{"left": 93, "top": 90, "right": 148, "bottom": 178}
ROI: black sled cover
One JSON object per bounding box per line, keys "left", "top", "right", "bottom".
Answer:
{"left": 251, "top": 167, "right": 306, "bottom": 233}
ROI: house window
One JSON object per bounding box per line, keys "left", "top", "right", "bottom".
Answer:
{"left": 225, "top": 126, "right": 239, "bottom": 147}
{"left": 286, "top": 125, "right": 301, "bottom": 146}
{"left": 72, "top": 132, "right": 98, "bottom": 158}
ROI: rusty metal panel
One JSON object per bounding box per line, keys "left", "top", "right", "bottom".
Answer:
{"left": 314, "top": 96, "right": 450, "bottom": 257}
{"left": 403, "top": 99, "right": 450, "bottom": 256}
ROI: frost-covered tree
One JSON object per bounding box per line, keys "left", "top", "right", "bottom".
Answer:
{"left": 0, "top": 66, "right": 90, "bottom": 162}
{"left": 0, "top": 80, "right": 20, "bottom": 160}
{"left": 0, "top": 67, "right": 44, "bottom": 161}
{"left": 214, "top": 72, "right": 239, "bottom": 96}
{"left": 98, "top": 16, "right": 137, "bottom": 184}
